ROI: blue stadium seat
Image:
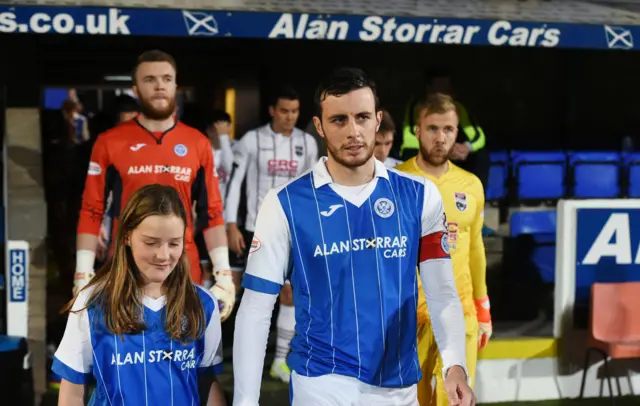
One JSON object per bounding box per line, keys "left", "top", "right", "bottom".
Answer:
{"left": 510, "top": 210, "right": 557, "bottom": 283}
{"left": 511, "top": 151, "right": 566, "bottom": 200}
{"left": 624, "top": 152, "right": 640, "bottom": 197}
{"left": 487, "top": 151, "right": 508, "bottom": 201}
{"left": 568, "top": 151, "right": 621, "bottom": 198}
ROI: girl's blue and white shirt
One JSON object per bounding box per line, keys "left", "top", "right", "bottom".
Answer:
{"left": 52, "top": 285, "right": 223, "bottom": 406}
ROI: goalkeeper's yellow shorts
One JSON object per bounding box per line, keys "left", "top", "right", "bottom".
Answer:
{"left": 416, "top": 315, "right": 478, "bottom": 406}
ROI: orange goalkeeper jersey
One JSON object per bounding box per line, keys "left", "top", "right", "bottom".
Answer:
{"left": 396, "top": 158, "right": 487, "bottom": 323}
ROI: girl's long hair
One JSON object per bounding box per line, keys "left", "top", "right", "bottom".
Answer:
{"left": 63, "top": 184, "right": 206, "bottom": 343}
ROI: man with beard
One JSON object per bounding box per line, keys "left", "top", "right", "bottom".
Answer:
{"left": 396, "top": 93, "right": 491, "bottom": 406}
{"left": 233, "top": 68, "right": 474, "bottom": 406}
{"left": 75, "top": 50, "right": 235, "bottom": 326}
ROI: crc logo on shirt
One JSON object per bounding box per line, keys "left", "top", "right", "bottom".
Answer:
{"left": 314, "top": 236, "right": 407, "bottom": 259}
{"left": 87, "top": 161, "right": 102, "bottom": 176}
{"left": 128, "top": 165, "right": 192, "bottom": 182}
{"left": 268, "top": 159, "right": 298, "bottom": 176}
{"left": 174, "top": 144, "right": 188, "bottom": 157}
{"left": 111, "top": 348, "right": 197, "bottom": 370}
{"left": 373, "top": 198, "right": 395, "bottom": 218}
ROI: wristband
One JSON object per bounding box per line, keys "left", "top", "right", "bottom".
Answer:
{"left": 209, "top": 247, "right": 230, "bottom": 273}
{"left": 76, "top": 250, "right": 96, "bottom": 273}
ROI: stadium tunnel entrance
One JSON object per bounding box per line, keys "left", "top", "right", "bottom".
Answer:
{"left": 3, "top": 31, "right": 640, "bottom": 398}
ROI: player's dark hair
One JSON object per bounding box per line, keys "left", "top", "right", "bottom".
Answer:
{"left": 270, "top": 84, "right": 300, "bottom": 107}
{"left": 114, "top": 94, "right": 139, "bottom": 114}
{"left": 210, "top": 109, "right": 231, "bottom": 124}
{"left": 132, "top": 50, "right": 178, "bottom": 85}
{"left": 314, "top": 67, "right": 379, "bottom": 116}
{"left": 378, "top": 109, "right": 396, "bottom": 135}
{"left": 64, "top": 184, "right": 207, "bottom": 344}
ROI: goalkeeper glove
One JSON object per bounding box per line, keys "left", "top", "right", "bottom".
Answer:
{"left": 208, "top": 247, "right": 235, "bottom": 322}
{"left": 210, "top": 270, "right": 235, "bottom": 322}
{"left": 474, "top": 296, "right": 492, "bottom": 350}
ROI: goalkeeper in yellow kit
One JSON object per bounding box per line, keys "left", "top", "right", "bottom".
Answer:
{"left": 396, "top": 93, "right": 492, "bottom": 406}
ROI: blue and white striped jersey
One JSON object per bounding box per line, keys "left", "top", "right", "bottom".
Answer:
{"left": 52, "top": 285, "right": 223, "bottom": 406}
{"left": 243, "top": 157, "right": 458, "bottom": 388}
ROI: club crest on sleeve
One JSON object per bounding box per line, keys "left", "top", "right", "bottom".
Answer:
{"left": 441, "top": 233, "right": 450, "bottom": 255}
{"left": 174, "top": 144, "right": 188, "bottom": 157}
{"left": 249, "top": 237, "right": 262, "bottom": 254}
{"left": 374, "top": 198, "right": 395, "bottom": 218}
{"left": 454, "top": 192, "right": 467, "bottom": 212}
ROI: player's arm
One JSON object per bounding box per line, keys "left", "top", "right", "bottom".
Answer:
{"left": 233, "top": 189, "right": 291, "bottom": 406}
{"left": 53, "top": 290, "right": 93, "bottom": 406}
{"left": 418, "top": 180, "right": 467, "bottom": 378}
{"left": 75, "top": 135, "right": 111, "bottom": 292}
{"left": 224, "top": 133, "right": 252, "bottom": 254}
{"left": 469, "top": 180, "right": 491, "bottom": 349}
{"left": 193, "top": 138, "right": 234, "bottom": 320}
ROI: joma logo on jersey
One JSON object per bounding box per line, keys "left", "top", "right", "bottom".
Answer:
{"left": 268, "top": 159, "right": 298, "bottom": 176}
{"left": 111, "top": 348, "right": 197, "bottom": 370}
{"left": 582, "top": 213, "right": 640, "bottom": 265}
{"left": 314, "top": 236, "right": 408, "bottom": 259}
{"left": 128, "top": 165, "right": 192, "bottom": 182}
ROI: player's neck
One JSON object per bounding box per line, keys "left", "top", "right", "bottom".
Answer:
{"left": 142, "top": 282, "right": 165, "bottom": 299}
{"left": 416, "top": 154, "right": 448, "bottom": 179}
{"left": 137, "top": 115, "right": 175, "bottom": 133}
{"left": 326, "top": 155, "right": 376, "bottom": 186}
{"left": 271, "top": 122, "right": 293, "bottom": 137}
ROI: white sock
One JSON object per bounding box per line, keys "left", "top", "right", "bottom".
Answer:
{"left": 274, "top": 304, "right": 296, "bottom": 363}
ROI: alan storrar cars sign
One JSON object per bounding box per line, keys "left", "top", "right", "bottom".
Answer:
{"left": 0, "top": 5, "right": 637, "bottom": 51}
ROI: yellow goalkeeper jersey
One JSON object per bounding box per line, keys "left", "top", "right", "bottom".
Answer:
{"left": 395, "top": 158, "right": 487, "bottom": 323}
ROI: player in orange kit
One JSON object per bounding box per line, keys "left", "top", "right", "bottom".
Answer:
{"left": 74, "top": 50, "right": 235, "bottom": 325}
{"left": 396, "top": 93, "right": 492, "bottom": 406}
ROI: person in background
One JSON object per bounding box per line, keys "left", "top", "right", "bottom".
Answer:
{"left": 54, "top": 184, "right": 224, "bottom": 406}
{"left": 401, "top": 68, "right": 493, "bottom": 235}
{"left": 374, "top": 109, "right": 403, "bottom": 168}
{"left": 396, "top": 93, "right": 491, "bottom": 406}
{"left": 224, "top": 85, "right": 319, "bottom": 383}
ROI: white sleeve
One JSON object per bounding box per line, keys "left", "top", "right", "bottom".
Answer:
{"left": 224, "top": 132, "right": 253, "bottom": 224}
{"left": 418, "top": 180, "right": 468, "bottom": 377}
{"left": 305, "top": 133, "right": 319, "bottom": 171}
{"left": 218, "top": 134, "right": 235, "bottom": 176}
{"left": 52, "top": 289, "right": 94, "bottom": 384}
{"left": 242, "top": 188, "right": 291, "bottom": 293}
{"left": 233, "top": 290, "right": 278, "bottom": 406}
{"left": 198, "top": 293, "right": 223, "bottom": 375}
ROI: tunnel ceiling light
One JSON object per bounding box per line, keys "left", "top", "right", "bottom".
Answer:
{"left": 104, "top": 75, "right": 132, "bottom": 82}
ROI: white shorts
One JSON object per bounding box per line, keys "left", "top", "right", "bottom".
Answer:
{"left": 290, "top": 371, "right": 418, "bottom": 406}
